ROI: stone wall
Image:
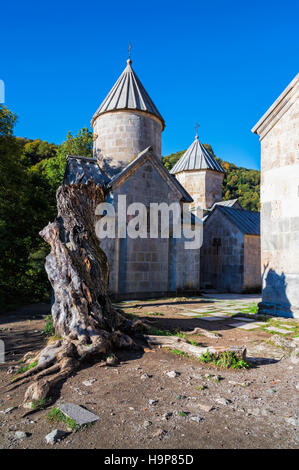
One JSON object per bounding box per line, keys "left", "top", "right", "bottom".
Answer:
{"left": 101, "top": 157, "right": 200, "bottom": 299}
{"left": 93, "top": 110, "right": 163, "bottom": 171}
{"left": 243, "top": 235, "right": 261, "bottom": 292}
{"left": 200, "top": 209, "right": 245, "bottom": 292}
{"left": 175, "top": 170, "right": 223, "bottom": 210}
{"left": 252, "top": 74, "right": 299, "bottom": 317}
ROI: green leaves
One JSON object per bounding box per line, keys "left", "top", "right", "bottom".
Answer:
{"left": 0, "top": 109, "right": 95, "bottom": 310}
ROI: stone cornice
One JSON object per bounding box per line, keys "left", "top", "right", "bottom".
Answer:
{"left": 251, "top": 73, "right": 299, "bottom": 140}
{"left": 91, "top": 108, "right": 164, "bottom": 130}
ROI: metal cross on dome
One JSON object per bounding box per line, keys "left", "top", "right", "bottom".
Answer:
{"left": 128, "top": 43, "right": 132, "bottom": 60}
{"left": 195, "top": 122, "right": 200, "bottom": 139}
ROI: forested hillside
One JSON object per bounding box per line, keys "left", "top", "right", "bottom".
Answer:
{"left": 163, "top": 145, "right": 260, "bottom": 212}
{"left": 0, "top": 105, "right": 93, "bottom": 311}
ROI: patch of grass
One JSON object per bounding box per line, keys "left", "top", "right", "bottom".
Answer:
{"left": 253, "top": 314, "right": 272, "bottom": 322}
{"left": 169, "top": 348, "right": 190, "bottom": 358}
{"left": 242, "top": 303, "right": 258, "bottom": 314}
{"left": 47, "top": 407, "right": 79, "bottom": 431}
{"left": 198, "top": 350, "right": 251, "bottom": 369}
{"left": 178, "top": 411, "right": 188, "bottom": 417}
{"left": 149, "top": 327, "right": 173, "bottom": 336}
{"left": 188, "top": 339, "right": 203, "bottom": 347}
{"left": 31, "top": 398, "right": 51, "bottom": 410}
{"left": 13, "top": 360, "right": 38, "bottom": 378}
{"left": 42, "top": 315, "right": 55, "bottom": 336}
{"left": 11, "top": 361, "right": 38, "bottom": 382}
{"left": 267, "top": 319, "right": 299, "bottom": 334}
{"left": 175, "top": 331, "right": 188, "bottom": 340}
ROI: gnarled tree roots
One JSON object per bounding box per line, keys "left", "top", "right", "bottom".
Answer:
{"left": 6, "top": 180, "right": 149, "bottom": 406}
{"left": 9, "top": 314, "right": 147, "bottom": 405}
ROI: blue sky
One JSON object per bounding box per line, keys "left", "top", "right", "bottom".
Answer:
{"left": 1, "top": 0, "right": 298, "bottom": 170}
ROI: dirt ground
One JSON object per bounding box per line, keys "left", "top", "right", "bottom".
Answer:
{"left": 0, "top": 294, "right": 298, "bottom": 449}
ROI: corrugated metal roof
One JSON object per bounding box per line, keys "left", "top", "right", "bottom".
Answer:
{"left": 170, "top": 136, "right": 225, "bottom": 174}
{"left": 91, "top": 59, "right": 165, "bottom": 128}
{"left": 108, "top": 146, "right": 193, "bottom": 202}
{"left": 216, "top": 206, "right": 260, "bottom": 235}
{"left": 64, "top": 155, "right": 110, "bottom": 186}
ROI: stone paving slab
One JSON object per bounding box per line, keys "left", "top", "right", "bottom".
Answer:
{"left": 233, "top": 317, "right": 255, "bottom": 322}
{"left": 227, "top": 322, "right": 266, "bottom": 330}
{"left": 264, "top": 327, "right": 291, "bottom": 334}
{"left": 277, "top": 324, "right": 295, "bottom": 329}
{"left": 186, "top": 309, "right": 228, "bottom": 316}
{"left": 202, "top": 312, "right": 230, "bottom": 317}
{"left": 198, "top": 316, "right": 227, "bottom": 321}
{"left": 177, "top": 312, "right": 201, "bottom": 317}
{"left": 58, "top": 404, "right": 99, "bottom": 426}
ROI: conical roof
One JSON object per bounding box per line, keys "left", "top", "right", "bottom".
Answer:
{"left": 91, "top": 59, "right": 165, "bottom": 128}
{"left": 170, "top": 135, "right": 225, "bottom": 174}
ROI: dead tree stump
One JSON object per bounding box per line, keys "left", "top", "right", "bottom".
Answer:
{"left": 10, "top": 181, "right": 143, "bottom": 404}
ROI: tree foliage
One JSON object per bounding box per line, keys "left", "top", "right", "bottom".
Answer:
{"left": 0, "top": 106, "right": 93, "bottom": 310}
{"left": 39, "top": 128, "right": 93, "bottom": 187}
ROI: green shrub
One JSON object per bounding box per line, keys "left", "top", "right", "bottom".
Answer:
{"left": 198, "top": 350, "right": 251, "bottom": 369}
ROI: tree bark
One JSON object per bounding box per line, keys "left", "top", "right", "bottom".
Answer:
{"left": 12, "top": 181, "right": 144, "bottom": 405}
{"left": 144, "top": 335, "right": 247, "bottom": 360}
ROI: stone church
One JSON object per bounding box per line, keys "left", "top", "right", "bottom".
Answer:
{"left": 64, "top": 56, "right": 261, "bottom": 299}
{"left": 252, "top": 73, "right": 299, "bottom": 318}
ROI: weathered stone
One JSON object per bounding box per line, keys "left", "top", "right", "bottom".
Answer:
{"left": 190, "top": 416, "right": 204, "bottom": 423}
{"left": 58, "top": 404, "right": 99, "bottom": 426}
{"left": 14, "top": 431, "right": 29, "bottom": 440}
{"left": 166, "top": 370, "right": 180, "bottom": 378}
{"left": 285, "top": 417, "right": 298, "bottom": 426}
{"left": 265, "top": 327, "right": 291, "bottom": 335}
{"left": 82, "top": 378, "right": 96, "bottom": 387}
{"left": 0, "top": 407, "right": 16, "bottom": 414}
{"left": 270, "top": 335, "right": 297, "bottom": 349}
{"left": 143, "top": 420, "right": 152, "bottom": 428}
{"left": 152, "top": 428, "right": 167, "bottom": 439}
{"left": 215, "top": 398, "right": 231, "bottom": 406}
{"left": 141, "top": 373, "right": 151, "bottom": 380}
{"left": 106, "top": 354, "right": 118, "bottom": 365}
{"left": 198, "top": 403, "right": 214, "bottom": 412}
{"left": 149, "top": 399, "right": 158, "bottom": 405}
{"left": 45, "top": 429, "right": 68, "bottom": 445}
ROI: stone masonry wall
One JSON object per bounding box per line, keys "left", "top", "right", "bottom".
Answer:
{"left": 101, "top": 157, "right": 200, "bottom": 298}
{"left": 175, "top": 170, "right": 223, "bottom": 210}
{"left": 243, "top": 234, "right": 261, "bottom": 292}
{"left": 93, "top": 110, "right": 162, "bottom": 171}
{"left": 200, "top": 209, "right": 245, "bottom": 292}
{"left": 258, "top": 82, "right": 299, "bottom": 317}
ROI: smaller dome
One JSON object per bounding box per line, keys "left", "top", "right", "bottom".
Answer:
{"left": 91, "top": 59, "right": 165, "bottom": 129}
{"left": 170, "top": 135, "right": 225, "bottom": 174}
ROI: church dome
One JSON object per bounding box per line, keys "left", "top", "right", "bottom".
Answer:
{"left": 170, "top": 134, "right": 225, "bottom": 174}
{"left": 92, "top": 58, "right": 164, "bottom": 170}
{"left": 91, "top": 59, "right": 165, "bottom": 129}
